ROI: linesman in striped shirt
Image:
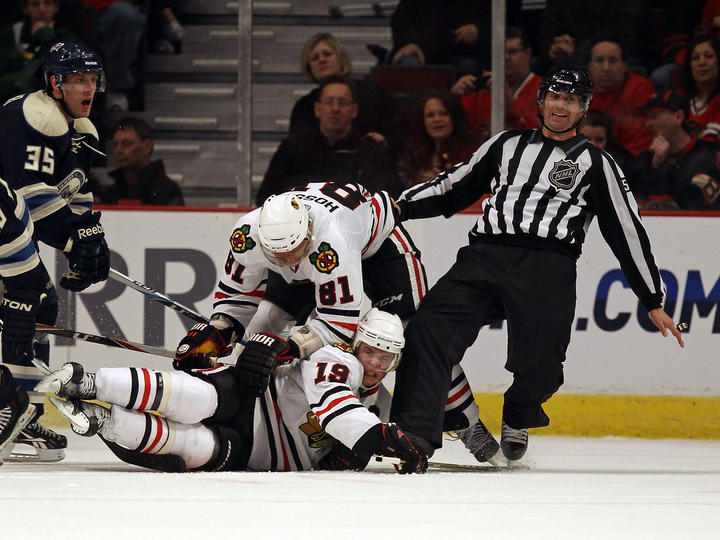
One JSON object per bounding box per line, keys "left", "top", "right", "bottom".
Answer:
{"left": 390, "top": 65, "right": 685, "bottom": 462}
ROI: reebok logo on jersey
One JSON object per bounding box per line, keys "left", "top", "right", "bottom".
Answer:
{"left": 548, "top": 159, "right": 581, "bottom": 190}
{"left": 77, "top": 224, "right": 103, "bottom": 239}
{"left": 309, "top": 242, "right": 339, "bottom": 274}
{"left": 230, "top": 225, "right": 256, "bottom": 253}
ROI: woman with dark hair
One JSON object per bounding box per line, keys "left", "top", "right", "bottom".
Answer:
{"left": 681, "top": 33, "right": 720, "bottom": 142}
{"left": 289, "top": 32, "right": 398, "bottom": 148}
{"left": 399, "top": 90, "right": 477, "bottom": 186}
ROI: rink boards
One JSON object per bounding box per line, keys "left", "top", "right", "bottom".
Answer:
{"left": 38, "top": 207, "right": 720, "bottom": 438}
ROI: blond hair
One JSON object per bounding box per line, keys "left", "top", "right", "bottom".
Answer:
{"left": 300, "top": 32, "right": 352, "bottom": 82}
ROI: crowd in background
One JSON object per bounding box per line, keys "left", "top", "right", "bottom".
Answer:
{"left": 1, "top": 0, "right": 720, "bottom": 211}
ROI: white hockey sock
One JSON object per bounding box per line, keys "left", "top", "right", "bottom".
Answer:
{"left": 104, "top": 406, "right": 217, "bottom": 469}
{"left": 96, "top": 368, "right": 218, "bottom": 423}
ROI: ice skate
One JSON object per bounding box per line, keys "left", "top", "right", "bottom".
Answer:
{"left": 5, "top": 419, "right": 67, "bottom": 462}
{"left": 458, "top": 419, "right": 500, "bottom": 463}
{"left": 35, "top": 362, "right": 96, "bottom": 399}
{"left": 500, "top": 422, "right": 528, "bottom": 461}
{"left": 49, "top": 396, "right": 109, "bottom": 437}
{"left": 0, "top": 386, "right": 36, "bottom": 463}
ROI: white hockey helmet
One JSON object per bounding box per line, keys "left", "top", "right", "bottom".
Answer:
{"left": 353, "top": 308, "right": 405, "bottom": 372}
{"left": 257, "top": 193, "right": 313, "bottom": 265}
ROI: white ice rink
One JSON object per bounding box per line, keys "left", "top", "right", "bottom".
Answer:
{"left": 2, "top": 433, "right": 719, "bottom": 540}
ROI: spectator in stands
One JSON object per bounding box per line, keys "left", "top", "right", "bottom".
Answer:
{"left": 148, "top": 0, "right": 185, "bottom": 54}
{"left": 389, "top": 0, "right": 490, "bottom": 80}
{"left": 537, "top": 0, "right": 653, "bottom": 74}
{"left": 398, "top": 90, "right": 476, "bottom": 187}
{"left": 450, "top": 26, "right": 541, "bottom": 135}
{"left": 0, "top": 0, "right": 78, "bottom": 103}
{"left": 578, "top": 110, "right": 636, "bottom": 182}
{"left": 83, "top": 0, "right": 146, "bottom": 111}
{"left": 257, "top": 76, "right": 402, "bottom": 205}
{"left": 682, "top": 34, "right": 720, "bottom": 142}
{"left": 649, "top": 0, "right": 706, "bottom": 93}
{"left": 290, "top": 32, "right": 398, "bottom": 151}
{"left": 97, "top": 116, "right": 184, "bottom": 205}
{"left": 588, "top": 38, "right": 655, "bottom": 156}
{"left": 633, "top": 91, "right": 720, "bottom": 210}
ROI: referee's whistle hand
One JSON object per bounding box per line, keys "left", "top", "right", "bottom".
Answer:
{"left": 649, "top": 308, "right": 684, "bottom": 348}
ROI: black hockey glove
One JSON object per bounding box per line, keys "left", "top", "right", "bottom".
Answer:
{"left": 1, "top": 288, "right": 40, "bottom": 367}
{"left": 360, "top": 423, "right": 428, "bottom": 474}
{"left": 60, "top": 211, "right": 110, "bottom": 292}
{"left": 174, "top": 323, "right": 233, "bottom": 371}
{"left": 315, "top": 443, "right": 369, "bottom": 471}
{"left": 235, "top": 332, "right": 292, "bottom": 396}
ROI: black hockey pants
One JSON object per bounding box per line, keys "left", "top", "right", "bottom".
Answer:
{"left": 390, "top": 240, "right": 576, "bottom": 450}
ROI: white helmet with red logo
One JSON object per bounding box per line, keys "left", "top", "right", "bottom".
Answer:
{"left": 257, "top": 193, "right": 313, "bottom": 265}
{"left": 353, "top": 308, "right": 405, "bottom": 372}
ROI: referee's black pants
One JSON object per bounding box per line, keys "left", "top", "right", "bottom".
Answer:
{"left": 390, "top": 240, "right": 576, "bottom": 450}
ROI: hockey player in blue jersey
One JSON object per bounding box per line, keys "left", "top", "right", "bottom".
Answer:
{"left": 0, "top": 174, "right": 55, "bottom": 465}
{"left": 0, "top": 42, "right": 110, "bottom": 461}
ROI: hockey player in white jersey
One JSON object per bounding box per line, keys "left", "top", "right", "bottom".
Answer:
{"left": 173, "top": 183, "right": 494, "bottom": 462}
{"left": 38, "top": 309, "right": 428, "bottom": 473}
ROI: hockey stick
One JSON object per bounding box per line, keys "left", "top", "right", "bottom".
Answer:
{"left": 109, "top": 268, "right": 209, "bottom": 325}
{"left": 373, "top": 455, "right": 509, "bottom": 471}
{"left": 34, "top": 323, "right": 175, "bottom": 359}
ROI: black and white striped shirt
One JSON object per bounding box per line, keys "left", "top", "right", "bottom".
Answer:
{"left": 398, "top": 129, "right": 664, "bottom": 310}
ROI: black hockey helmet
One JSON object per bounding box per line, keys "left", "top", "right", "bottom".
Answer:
{"left": 43, "top": 42, "right": 105, "bottom": 93}
{"left": 536, "top": 65, "right": 593, "bottom": 111}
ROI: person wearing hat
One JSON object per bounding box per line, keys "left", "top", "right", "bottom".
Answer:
{"left": 632, "top": 90, "right": 720, "bottom": 210}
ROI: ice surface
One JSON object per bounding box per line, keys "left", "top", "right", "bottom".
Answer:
{"left": 2, "top": 433, "right": 719, "bottom": 539}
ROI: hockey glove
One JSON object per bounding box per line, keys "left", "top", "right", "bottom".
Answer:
{"left": 1, "top": 289, "right": 41, "bottom": 367}
{"left": 357, "top": 423, "right": 428, "bottom": 474}
{"left": 315, "top": 443, "right": 369, "bottom": 471}
{"left": 235, "top": 332, "right": 292, "bottom": 396}
{"left": 173, "top": 323, "right": 233, "bottom": 371}
{"left": 60, "top": 211, "right": 110, "bottom": 292}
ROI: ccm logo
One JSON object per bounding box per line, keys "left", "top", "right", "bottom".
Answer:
{"left": 2, "top": 298, "right": 33, "bottom": 311}
{"left": 77, "top": 225, "right": 103, "bottom": 239}
{"left": 250, "top": 333, "right": 275, "bottom": 346}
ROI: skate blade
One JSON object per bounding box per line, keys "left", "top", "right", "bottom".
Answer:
{"left": 3, "top": 443, "right": 65, "bottom": 463}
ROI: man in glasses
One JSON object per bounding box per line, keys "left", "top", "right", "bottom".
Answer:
{"left": 256, "top": 75, "right": 402, "bottom": 205}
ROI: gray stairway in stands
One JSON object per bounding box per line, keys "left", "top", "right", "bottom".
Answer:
{"left": 103, "top": 0, "right": 392, "bottom": 206}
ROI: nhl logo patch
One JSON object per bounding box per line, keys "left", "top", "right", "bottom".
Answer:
{"left": 230, "top": 224, "right": 256, "bottom": 253}
{"left": 548, "top": 159, "right": 581, "bottom": 190}
{"left": 309, "top": 242, "right": 339, "bottom": 274}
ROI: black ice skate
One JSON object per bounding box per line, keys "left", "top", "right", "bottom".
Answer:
{"left": 7, "top": 419, "right": 67, "bottom": 463}
{"left": 458, "top": 419, "right": 500, "bottom": 463}
{"left": 500, "top": 422, "right": 528, "bottom": 461}
{"left": 0, "top": 385, "right": 36, "bottom": 464}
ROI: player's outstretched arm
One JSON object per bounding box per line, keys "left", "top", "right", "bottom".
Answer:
{"left": 649, "top": 308, "right": 684, "bottom": 348}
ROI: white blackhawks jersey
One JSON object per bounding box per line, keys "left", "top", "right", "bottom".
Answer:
{"left": 214, "top": 182, "right": 397, "bottom": 346}
{"left": 247, "top": 342, "right": 390, "bottom": 471}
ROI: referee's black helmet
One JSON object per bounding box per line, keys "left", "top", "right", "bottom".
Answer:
{"left": 536, "top": 65, "right": 593, "bottom": 111}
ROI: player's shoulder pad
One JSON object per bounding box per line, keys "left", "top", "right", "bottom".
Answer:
{"left": 72, "top": 117, "right": 99, "bottom": 139}
{"left": 332, "top": 342, "right": 354, "bottom": 354}
{"left": 22, "top": 91, "right": 69, "bottom": 137}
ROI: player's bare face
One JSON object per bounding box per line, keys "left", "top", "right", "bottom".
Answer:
{"left": 423, "top": 98, "right": 453, "bottom": 142}
{"left": 308, "top": 41, "right": 342, "bottom": 81}
{"left": 270, "top": 238, "right": 309, "bottom": 267}
{"left": 59, "top": 73, "right": 98, "bottom": 118}
{"left": 356, "top": 342, "right": 395, "bottom": 388}
{"left": 541, "top": 92, "right": 583, "bottom": 137}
